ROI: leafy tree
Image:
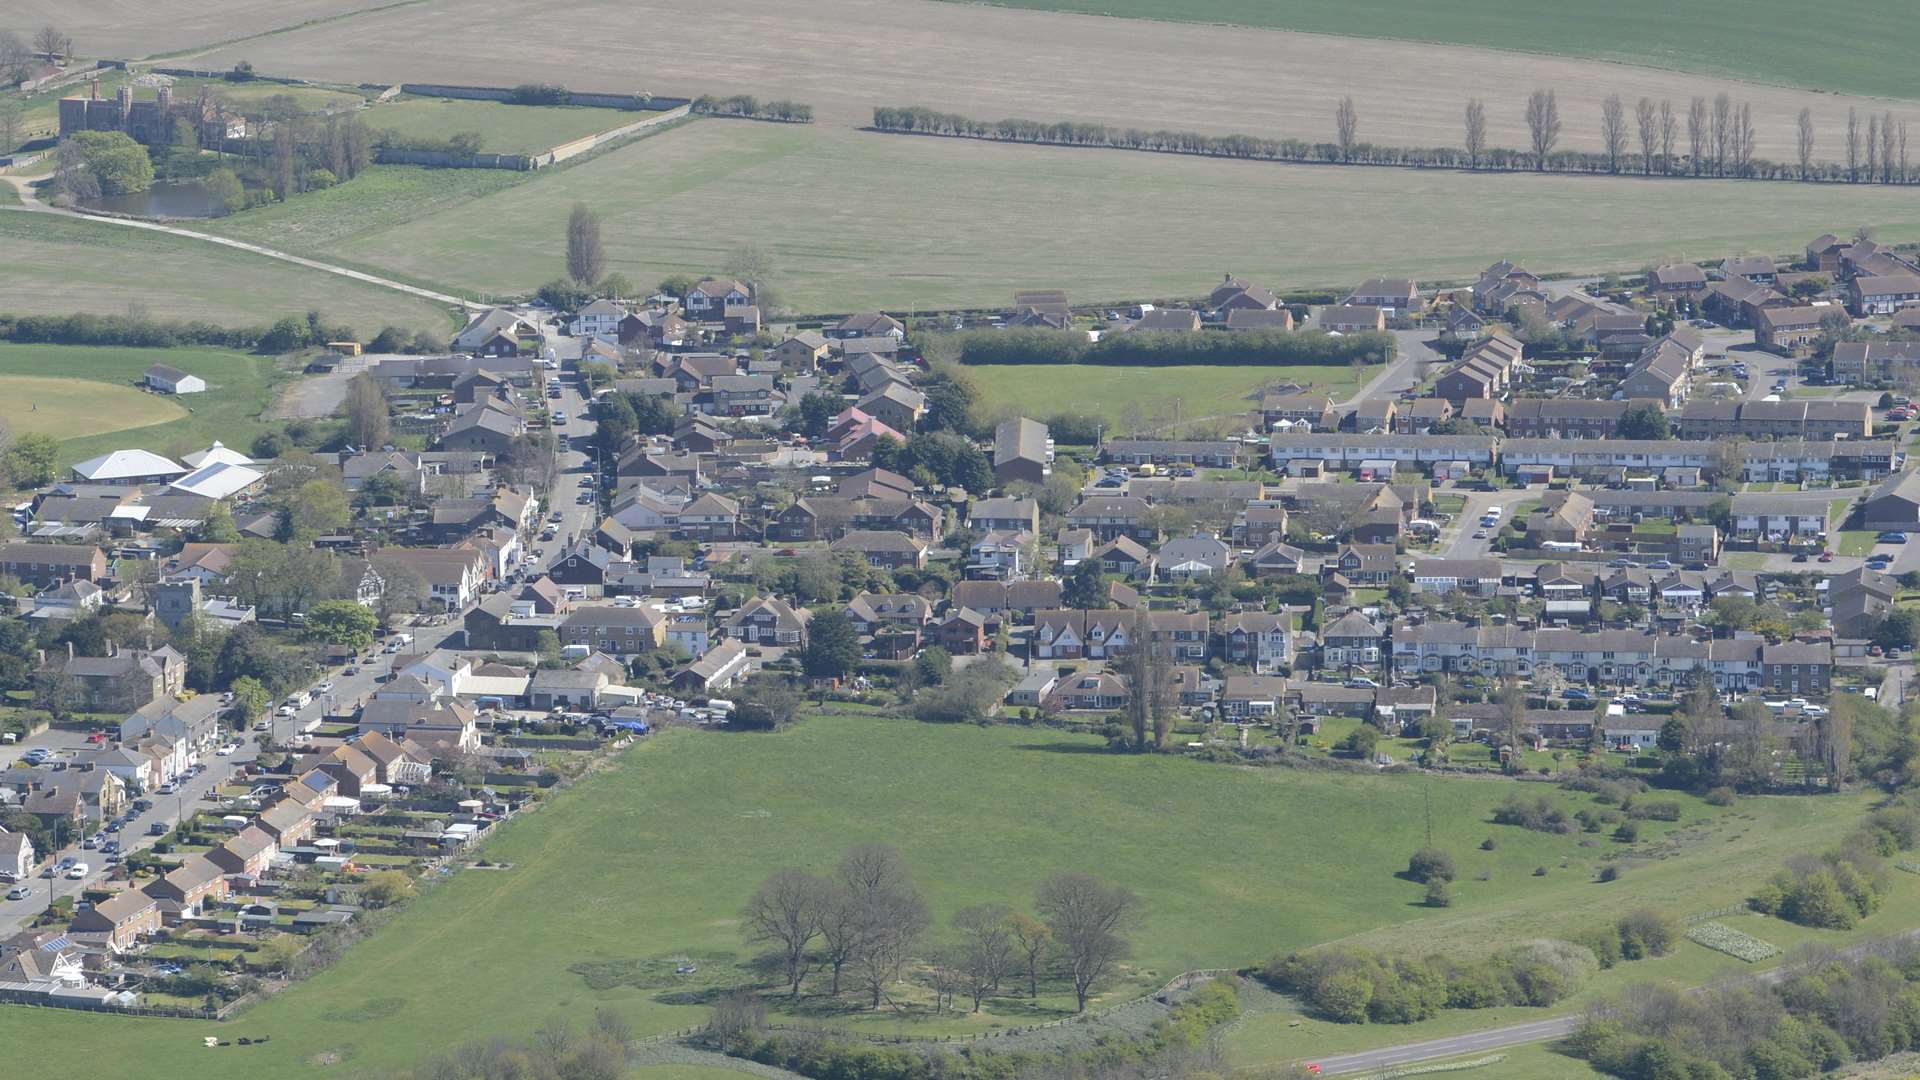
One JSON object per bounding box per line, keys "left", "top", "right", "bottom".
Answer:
{"left": 1344, "top": 724, "right": 1380, "bottom": 758}
{"left": 913, "top": 646, "right": 952, "bottom": 686}
{"left": 1874, "top": 608, "right": 1920, "bottom": 650}
{"left": 229, "top": 676, "right": 271, "bottom": 726}
{"left": 279, "top": 477, "right": 351, "bottom": 539}
{"left": 4, "top": 432, "right": 59, "bottom": 487}
{"left": 629, "top": 391, "right": 676, "bottom": 436}
{"left": 921, "top": 367, "right": 983, "bottom": 436}
{"left": 1617, "top": 403, "right": 1670, "bottom": 440}
{"left": 195, "top": 501, "right": 241, "bottom": 542}
{"left": 1062, "top": 559, "right": 1109, "bottom": 609}
{"left": 591, "top": 392, "right": 637, "bottom": 454}
{"left": 361, "top": 869, "right": 416, "bottom": 907}
{"left": 66, "top": 130, "right": 154, "bottom": 194}
{"left": 564, "top": 202, "right": 602, "bottom": 284}
{"left": 1007, "top": 912, "right": 1052, "bottom": 998}
{"left": 800, "top": 608, "right": 860, "bottom": 679}
{"left": 732, "top": 673, "right": 802, "bottom": 730}
{"left": 795, "top": 391, "right": 842, "bottom": 437}
{"left": 342, "top": 372, "right": 390, "bottom": 451}
{"left": 537, "top": 279, "right": 591, "bottom": 311}
{"left": 303, "top": 599, "right": 377, "bottom": 651}
{"left": 1657, "top": 715, "right": 1691, "bottom": 755}
{"left": 1407, "top": 848, "right": 1456, "bottom": 883}
{"left": 535, "top": 629, "right": 561, "bottom": 667}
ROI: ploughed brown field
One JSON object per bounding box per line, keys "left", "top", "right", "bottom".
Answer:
{"left": 132, "top": 0, "right": 1917, "bottom": 162}
{"left": 2, "top": 0, "right": 396, "bottom": 59}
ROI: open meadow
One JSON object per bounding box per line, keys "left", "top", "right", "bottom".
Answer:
{"left": 0, "top": 714, "right": 1898, "bottom": 1078}
{"left": 179, "top": 0, "right": 1909, "bottom": 160}
{"left": 203, "top": 120, "right": 1920, "bottom": 312}
{"left": 0, "top": 344, "right": 286, "bottom": 466}
{"left": 0, "top": 212, "right": 460, "bottom": 337}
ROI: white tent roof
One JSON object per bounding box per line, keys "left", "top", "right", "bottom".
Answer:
{"left": 71, "top": 449, "right": 186, "bottom": 481}
{"left": 169, "top": 461, "right": 265, "bottom": 500}
{"left": 180, "top": 441, "right": 254, "bottom": 469}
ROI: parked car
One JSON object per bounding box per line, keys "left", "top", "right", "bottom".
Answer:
{"left": 65, "top": 863, "right": 89, "bottom": 879}
{"left": 1878, "top": 532, "right": 1909, "bottom": 544}
{"left": 149, "top": 822, "right": 169, "bottom": 836}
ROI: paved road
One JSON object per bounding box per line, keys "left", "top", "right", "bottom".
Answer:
{"left": 1439, "top": 489, "right": 1544, "bottom": 558}
{"left": 1314, "top": 1017, "right": 1577, "bottom": 1075}
{"left": 1334, "top": 330, "right": 1437, "bottom": 409}
{"left": 0, "top": 732, "right": 259, "bottom": 935}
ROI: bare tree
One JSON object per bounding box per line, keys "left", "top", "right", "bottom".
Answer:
{"left": 1117, "top": 610, "right": 1174, "bottom": 750}
{"left": 952, "top": 904, "right": 1015, "bottom": 1011}
{"left": 1658, "top": 99, "right": 1677, "bottom": 174}
{"left": 0, "top": 32, "right": 31, "bottom": 85}
{"left": 33, "top": 26, "right": 66, "bottom": 63}
{"left": 1463, "top": 99, "right": 1487, "bottom": 170}
{"left": 1524, "top": 89, "right": 1560, "bottom": 170}
{"left": 343, "top": 372, "right": 390, "bottom": 451}
{"left": 1007, "top": 912, "right": 1052, "bottom": 999}
{"left": 849, "top": 884, "right": 930, "bottom": 1009}
{"left": 1686, "top": 97, "right": 1707, "bottom": 176}
{"left": 1635, "top": 97, "right": 1657, "bottom": 176}
{"left": 1797, "top": 108, "right": 1815, "bottom": 180}
{"left": 743, "top": 868, "right": 826, "bottom": 998}
{"left": 0, "top": 96, "right": 20, "bottom": 157}
{"left": 1599, "top": 94, "right": 1626, "bottom": 174}
{"left": 1847, "top": 107, "right": 1861, "bottom": 182}
{"left": 1036, "top": 872, "right": 1137, "bottom": 1012}
{"left": 1901, "top": 120, "right": 1910, "bottom": 185}
{"left": 566, "top": 201, "right": 606, "bottom": 285}
{"left": 1334, "top": 96, "right": 1357, "bottom": 162}
{"left": 1882, "top": 111, "right": 1897, "bottom": 183}
{"left": 1710, "top": 93, "right": 1732, "bottom": 176}
{"left": 1733, "top": 103, "right": 1755, "bottom": 178}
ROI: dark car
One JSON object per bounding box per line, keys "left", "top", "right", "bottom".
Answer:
{"left": 1792, "top": 553, "right": 1809, "bottom": 563}
{"left": 149, "top": 822, "right": 169, "bottom": 837}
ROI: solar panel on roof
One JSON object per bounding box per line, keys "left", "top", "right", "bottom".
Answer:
{"left": 40, "top": 936, "right": 71, "bottom": 952}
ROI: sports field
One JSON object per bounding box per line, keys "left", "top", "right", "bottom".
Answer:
{"left": 0, "top": 714, "right": 1891, "bottom": 1078}
{"left": 202, "top": 120, "right": 1920, "bottom": 312}
{"left": 179, "top": 0, "right": 1902, "bottom": 159}
{"left": 0, "top": 375, "right": 185, "bottom": 440}
{"left": 0, "top": 211, "right": 458, "bottom": 337}
{"left": 365, "top": 96, "right": 651, "bottom": 154}
{"left": 0, "top": 345, "right": 285, "bottom": 466}
{"left": 966, "top": 363, "right": 1369, "bottom": 429}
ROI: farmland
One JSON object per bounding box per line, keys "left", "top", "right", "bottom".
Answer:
{"left": 0, "top": 344, "right": 286, "bottom": 466}
{"left": 965, "top": 362, "right": 1369, "bottom": 429}
{"left": 0, "top": 714, "right": 1896, "bottom": 1078}
{"left": 364, "top": 95, "right": 652, "bottom": 154}
{"left": 180, "top": 0, "right": 1906, "bottom": 159}
{"left": 203, "top": 120, "right": 1920, "bottom": 312}
{"left": 0, "top": 212, "right": 459, "bottom": 337}
{"left": 935, "top": 0, "right": 1920, "bottom": 102}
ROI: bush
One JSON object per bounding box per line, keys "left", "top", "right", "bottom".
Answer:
{"left": 1598, "top": 864, "right": 1622, "bottom": 883}
{"left": 1705, "top": 786, "right": 1737, "bottom": 806}
{"left": 1407, "top": 847, "right": 1456, "bottom": 884}
{"left": 1493, "top": 793, "right": 1576, "bottom": 834}
{"left": 1616, "top": 908, "right": 1678, "bottom": 959}
{"left": 1424, "top": 879, "right": 1453, "bottom": 907}
{"left": 1480, "top": 837, "right": 1497, "bottom": 851}
{"left": 1613, "top": 821, "right": 1640, "bottom": 843}
{"left": 1628, "top": 800, "right": 1682, "bottom": 822}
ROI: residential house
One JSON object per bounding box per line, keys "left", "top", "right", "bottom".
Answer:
{"left": 726, "top": 596, "right": 809, "bottom": 646}
{"left": 560, "top": 606, "right": 665, "bottom": 657}
{"left": 677, "top": 493, "right": 740, "bottom": 541}
{"left": 1648, "top": 263, "right": 1709, "bottom": 297}
{"left": 1154, "top": 534, "right": 1233, "bottom": 580}
{"left": 64, "top": 645, "right": 186, "bottom": 712}
{"left": 1411, "top": 558, "right": 1503, "bottom": 597}
{"left": 993, "top": 418, "right": 1051, "bottom": 485}
{"left": 1066, "top": 496, "right": 1157, "bottom": 543}
{"left": 1851, "top": 274, "right": 1920, "bottom": 316}
{"left": 1753, "top": 306, "right": 1837, "bottom": 355}
{"left": 831, "top": 530, "right": 928, "bottom": 569}
{"left": 1261, "top": 394, "right": 1338, "bottom": 432}
{"left": 1322, "top": 612, "right": 1385, "bottom": 671}
{"left": 1320, "top": 304, "right": 1385, "bottom": 332}
{"left": 1344, "top": 278, "right": 1422, "bottom": 315}
{"left": 1865, "top": 470, "right": 1920, "bottom": 529}
{"left": 857, "top": 383, "right": 926, "bottom": 433}
{"left": 69, "top": 889, "right": 161, "bottom": 952}
{"left": 1328, "top": 543, "right": 1396, "bottom": 585}
{"left": 0, "top": 543, "right": 107, "bottom": 588}
{"left": 684, "top": 278, "right": 752, "bottom": 318}
{"left": 1729, "top": 495, "right": 1829, "bottom": 540}
{"left": 1221, "top": 612, "right": 1292, "bottom": 674}
{"left": 672, "top": 638, "right": 750, "bottom": 694}
{"left": 1131, "top": 308, "right": 1202, "bottom": 332}
{"left": 968, "top": 497, "right": 1039, "bottom": 535}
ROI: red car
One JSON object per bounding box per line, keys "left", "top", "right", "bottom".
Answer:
{"left": 1819, "top": 551, "right": 1833, "bottom": 563}
{"left": 86, "top": 731, "right": 106, "bottom": 745}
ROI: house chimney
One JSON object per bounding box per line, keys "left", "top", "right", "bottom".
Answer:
{"left": 106, "top": 638, "right": 117, "bottom": 657}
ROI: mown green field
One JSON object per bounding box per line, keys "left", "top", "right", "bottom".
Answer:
{"left": 965, "top": 362, "right": 1370, "bottom": 428}
{"left": 940, "top": 0, "right": 1920, "bottom": 101}
{"left": 0, "top": 714, "right": 1894, "bottom": 1079}
{"left": 0, "top": 345, "right": 285, "bottom": 466}
{"left": 364, "top": 96, "right": 649, "bottom": 154}
{"left": 196, "top": 120, "right": 1920, "bottom": 313}
{"left": 0, "top": 212, "right": 459, "bottom": 337}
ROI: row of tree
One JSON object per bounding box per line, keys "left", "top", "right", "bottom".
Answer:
{"left": 873, "top": 93, "right": 1920, "bottom": 183}
{"left": 745, "top": 844, "right": 1137, "bottom": 1012}
{"left": 953, "top": 326, "right": 1393, "bottom": 367}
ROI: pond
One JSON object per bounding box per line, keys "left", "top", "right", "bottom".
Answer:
{"left": 79, "top": 180, "right": 227, "bottom": 219}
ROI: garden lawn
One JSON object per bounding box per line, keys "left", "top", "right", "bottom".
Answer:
{"left": 0, "top": 211, "right": 458, "bottom": 337}
{"left": 965, "top": 362, "right": 1370, "bottom": 428}
{"left": 247, "top": 120, "right": 1920, "bottom": 313}
{"left": 1838, "top": 531, "right": 1882, "bottom": 557}
{"left": 935, "top": 0, "right": 1920, "bottom": 102}
{"left": 0, "top": 715, "right": 1889, "bottom": 1079}
{"left": 363, "top": 96, "right": 651, "bottom": 154}
{"left": 0, "top": 345, "right": 286, "bottom": 466}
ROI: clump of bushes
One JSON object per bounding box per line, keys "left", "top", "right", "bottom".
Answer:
{"left": 1261, "top": 939, "right": 1599, "bottom": 1024}
{"left": 1492, "top": 793, "right": 1576, "bottom": 834}
{"left": 1406, "top": 847, "right": 1456, "bottom": 884}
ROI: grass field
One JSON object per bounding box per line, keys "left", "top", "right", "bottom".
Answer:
{"left": 0, "top": 345, "right": 285, "bottom": 466}
{"left": 966, "top": 363, "right": 1370, "bottom": 427}
{"left": 204, "top": 119, "right": 1920, "bottom": 312}
{"left": 0, "top": 714, "right": 1895, "bottom": 1078}
{"left": 938, "top": 0, "right": 1920, "bottom": 102}
{"left": 365, "top": 96, "right": 649, "bottom": 153}
{"left": 0, "top": 211, "right": 459, "bottom": 336}
{"left": 0, "top": 374, "right": 186, "bottom": 440}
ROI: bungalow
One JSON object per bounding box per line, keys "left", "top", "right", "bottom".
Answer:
{"left": 1320, "top": 304, "right": 1385, "bottom": 332}
{"left": 1411, "top": 558, "right": 1502, "bottom": 597}
{"left": 1103, "top": 439, "right": 1238, "bottom": 469}
{"left": 672, "top": 638, "right": 750, "bottom": 694}
{"left": 827, "top": 312, "right": 906, "bottom": 340}
{"left": 1220, "top": 675, "right": 1290, "bottom": 718}
{"left": 1154, "top": 534, "right": 1232, "bottom": 580}
{"left": 832, "top": 529, "right": 928, "bottom": 569}
{"left": 1344, "top": 278, "right": 1422, "bottom": 315}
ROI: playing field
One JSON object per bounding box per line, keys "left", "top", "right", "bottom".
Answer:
{"left": 364, "top": 96, "right": 652, "bottom": 154}
{"left": 0, "top": 345, "right": 285, "bottom": 466}
{"left": 202, "top": 120, "right": 1920, "bottom": 312}
{"left": 0, "top": 375, "right": 185, "bottom": 439}
{"left": 0, "top": 714, "right": 1892, "bottom": 1078}
{"left": 177, "top": 0, "right": 1902, "bottom": 160}
{"left": 965, "top": 363, "right": 1370, "bottom": 429}
{"left": 0, "top": 211, "right": 459, "bottom": 337}
{"left": 935, "top": 0, "right": 1920, "bottom": 102}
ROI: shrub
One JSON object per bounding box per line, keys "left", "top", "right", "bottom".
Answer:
{"left": 1493, "top": 793, "right": 1576, "bottom": 834}
{"left": 1425, "top": 879, "right": 1454, "bottom": 907}
{"left": 1617, "top": 908, "right": 1678, "bottom": 959}
{"left": 1598, "top": 864, "right": 1622, "bottom": 883}
{"left": 1629, "top": 800, "right": 1683, "bottom": 822}
{"left": 1705, "top": 786, "right": 1737, "bottom": 807}
{"left": 1480, "top": 837, "right": 1497, "bottom": 851}
{"left": 1613, "top": 821, "right": 1641, "bottom": 843}
{"left": 1408, "top": 847, "right": 1457, "bottom": 884}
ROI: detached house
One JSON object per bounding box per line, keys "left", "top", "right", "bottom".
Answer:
{"left": 685, "top": 278, "right": 752, "bottom": 318}
{"left": 726, "top": 596, "right": 809, "bottom": 646}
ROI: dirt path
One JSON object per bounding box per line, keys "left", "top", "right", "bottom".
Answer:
{"left": 0, "top": 192, "right": 478, "bottom": 312}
